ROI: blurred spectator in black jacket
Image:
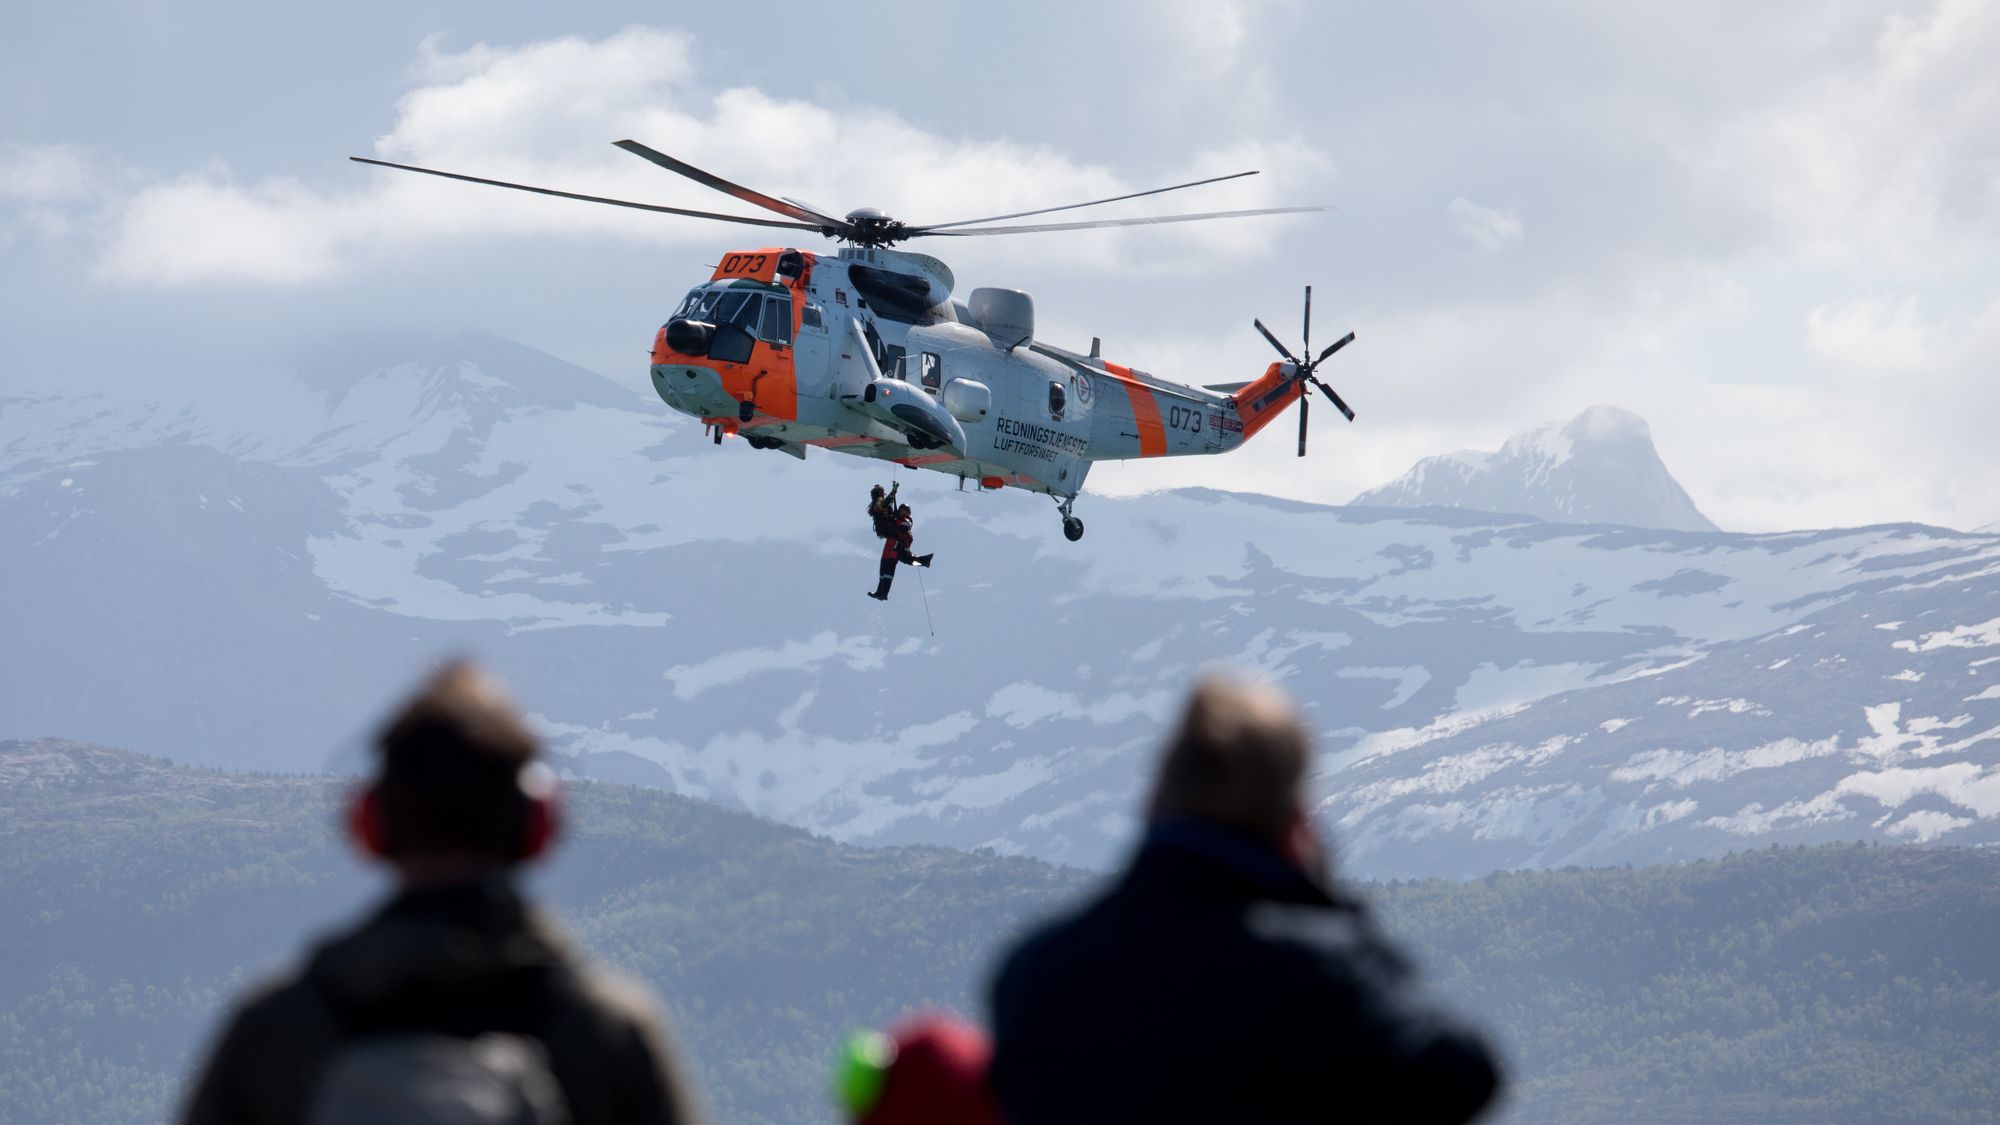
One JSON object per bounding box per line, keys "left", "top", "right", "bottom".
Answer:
{"left": 988, "top": 674, "right": 1503, "bottom": 1124}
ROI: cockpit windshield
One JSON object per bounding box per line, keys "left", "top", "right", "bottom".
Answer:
{"left": 672, "top": 282, "right": 793, "bottom": 345}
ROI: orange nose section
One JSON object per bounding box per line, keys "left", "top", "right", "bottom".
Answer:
{"left": 652, "top": 324, "right": 673, "bottom": 365}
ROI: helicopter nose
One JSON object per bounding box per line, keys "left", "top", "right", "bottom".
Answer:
{"left": 664, "top": 318, "right": 714, "bottom": 357}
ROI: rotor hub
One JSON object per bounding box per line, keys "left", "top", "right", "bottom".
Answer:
{"left": 840, "top": 206, "right": 910, "bottom": 247}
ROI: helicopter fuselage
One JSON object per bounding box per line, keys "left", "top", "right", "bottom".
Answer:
{"left": 649, "top": 246, "right": 1302, "bottom": 509}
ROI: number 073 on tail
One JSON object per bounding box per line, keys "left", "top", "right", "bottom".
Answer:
{"left": 352, "top": 142, "right": 1357, "bottom": 541}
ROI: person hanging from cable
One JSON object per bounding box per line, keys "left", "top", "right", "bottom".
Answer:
{"left": 867, "top": 483, "right": 899, "bottom": 541}
{"left": 869, "top": 502, "right": 933, "bottom": 601}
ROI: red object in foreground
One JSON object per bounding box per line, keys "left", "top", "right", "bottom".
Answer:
{"left": 863, "top": 1014, "right": 1003, "bottom": 1125}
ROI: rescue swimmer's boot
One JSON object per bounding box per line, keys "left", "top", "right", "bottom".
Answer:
{"left": 915, "top": 553, "right": 934, "bottom": 568}
{"left": 868, "top": 576, "right": 892, "bottom": 600}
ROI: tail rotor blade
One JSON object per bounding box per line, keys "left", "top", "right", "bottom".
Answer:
{"left": 1317, "top": 330, "right": 1356, "bottom": 364}
{"left": 1303, "top": 285, "right": 1312, "bottom": 359}
{"left": 1254, "top": 319, "right": 1300, "bottom": 364}
{"left": 1313, "top": 377, "right": 1356, "bottom": 422}
{"left": 1297, "top": 386, "right": 1310, "bottom": 456}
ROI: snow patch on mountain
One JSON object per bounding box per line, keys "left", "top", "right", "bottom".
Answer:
{"left": 1352, "top": 405, "right": 1718, "bottom": 532}
{"left": 6, "top": 332, "right": 1999, "bottom": 876}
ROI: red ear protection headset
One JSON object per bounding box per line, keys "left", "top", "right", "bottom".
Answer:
{"left": 347, "top": 762, "right": 562, "bottom": 863}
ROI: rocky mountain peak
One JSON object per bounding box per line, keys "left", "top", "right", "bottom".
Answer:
{"left": 1352, "top": 404, "right": 1717, "bottom": 532}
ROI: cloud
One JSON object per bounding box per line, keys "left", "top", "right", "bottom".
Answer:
{"left": 1682, "top": 0, "right": 2000, "bottom": 270}
{"left": 1807, "top": 296, "right": 1937, "bottom": 369}
{"left": 1447, "top": 197, "right": 1523, "bottom": 251}
{"left": 1, "top": 144, "right": 108, "bottom": 249}
{"left": 98, "top": 175, "right": 345, "bottom": 285}
{"left": 0, "top": 144, "right": 100, "bottom": 202}
{"left": 82, "top": 26, "right": 1328, "bottom": 287}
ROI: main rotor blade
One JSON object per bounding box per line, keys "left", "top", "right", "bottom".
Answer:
{"left": 1253, "top": 318, "right": 1300, "bottom": 364}
{"left": 1297, "top": 388, "right": 1309, "bottom": 457}
{"left": 918, "top": 205, "right": 1323, "bottom": 237}
{"left": 348, "top": 157, "right": 824, "bottom": 231}
{"left": 613, "top": 140, "right": 850, "bottom": 230}
{"left": 910, "top": 170, "right": 1259, "bottom": 233}
{"left": 1317, "top": 330, "right": 1356, "bottom": 363}
{"left": 782, "top": 195, "right": 840, "bottom": 220}
{"left": 1312, "top": 376, "right": 1357, "bottom": 422}
{"left": 1303, "top": 284, "right": 1312, "bottom": 359}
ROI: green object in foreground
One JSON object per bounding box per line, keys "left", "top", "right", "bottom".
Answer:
{"left": 833, "top": 1029, "right": 896, "bottom": 1119}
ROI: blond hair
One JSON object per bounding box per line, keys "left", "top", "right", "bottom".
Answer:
{"left": 1148, "top": 675, "right": 1309, "bottom": 844}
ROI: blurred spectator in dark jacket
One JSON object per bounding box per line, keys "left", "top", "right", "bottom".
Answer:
{"left": 988, "top": 674, "right": 1503, "bottom": 1124}
{"left": 180, "top": 660, "right": 701, "bottom": 1125}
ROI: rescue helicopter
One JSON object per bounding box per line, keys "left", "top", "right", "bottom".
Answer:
{"left": 351, "top": 142, "right": 1357, "bottom": 542}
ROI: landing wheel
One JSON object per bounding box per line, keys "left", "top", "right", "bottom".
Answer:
{"left": 1063, "top": 517, "right": 1085, "bottom": 542}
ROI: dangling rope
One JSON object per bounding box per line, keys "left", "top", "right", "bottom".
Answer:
{"left": 915, "top": 565, "right": 936, "bottom": 638}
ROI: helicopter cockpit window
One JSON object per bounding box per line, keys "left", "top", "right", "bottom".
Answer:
{"left": 673, "top": 288, "right": 720, "bottom": 321}
{"left": 711, "top": 291, "right": 755, "bottom": 330}
{"left": 674, "top": 285, "right": 796, "bottom": 346}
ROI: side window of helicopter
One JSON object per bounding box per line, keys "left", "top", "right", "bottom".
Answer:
{"left": 759, "top": 294, "right": 792, "bottom": 347}
{"left": 919, "top": 351, "right": 941, "bottom": 392}
{"left": 800, "top": 301, "right": 824, "bottom": 330}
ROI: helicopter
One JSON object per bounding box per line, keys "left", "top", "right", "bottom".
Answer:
{"left": 351, "top": 142, "right": 1357, "bottom": 542}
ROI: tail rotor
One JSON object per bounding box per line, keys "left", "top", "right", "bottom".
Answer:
{"left": 1253, "top": 285, "right": 1356, "bottom": 456}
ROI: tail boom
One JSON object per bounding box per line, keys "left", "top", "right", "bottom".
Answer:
{"left": 1229, "top": 362, "right": 1303, "bottom": 442}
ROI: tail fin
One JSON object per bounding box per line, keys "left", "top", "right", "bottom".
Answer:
{"left": 1229, "top": 361, "right": 1302, "bottom": 441}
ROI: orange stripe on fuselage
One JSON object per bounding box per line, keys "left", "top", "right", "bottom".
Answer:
{"left": 1231, "top": 362, "right": 1300, "bottom": 441}
{"left": 1103, "top": 361, "right": 1167, "bottom": 457}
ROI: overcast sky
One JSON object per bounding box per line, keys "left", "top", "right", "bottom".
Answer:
{"left": 5, "top": 0, "right": 1997, "bottom": 532}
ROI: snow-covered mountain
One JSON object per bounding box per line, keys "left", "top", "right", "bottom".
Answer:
{"left": 5, "top": 335, "right": 1996, "bottom": 877}
{"left": 1352, "top": 405, "right": 1718, "bottom": 532}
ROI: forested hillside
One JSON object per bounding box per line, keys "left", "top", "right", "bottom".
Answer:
{"left": 1398, "top": 848, "right": 2000, "bottom": 1122}
{"left": 2, "top": 739, "right": 1995, "bottom": 1123}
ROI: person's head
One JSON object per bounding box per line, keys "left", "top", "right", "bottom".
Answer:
{"left": 898, "top": 504, "right": 911, "bottom": 518}
{"left": 347, "top": 660, "right": 560, "bottom": 877}
{"left": 871, "top": 484, "right": 885, "bottom": 499}
{"left": 1147, "top": 675, "right": 1310, "bottom": 852}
